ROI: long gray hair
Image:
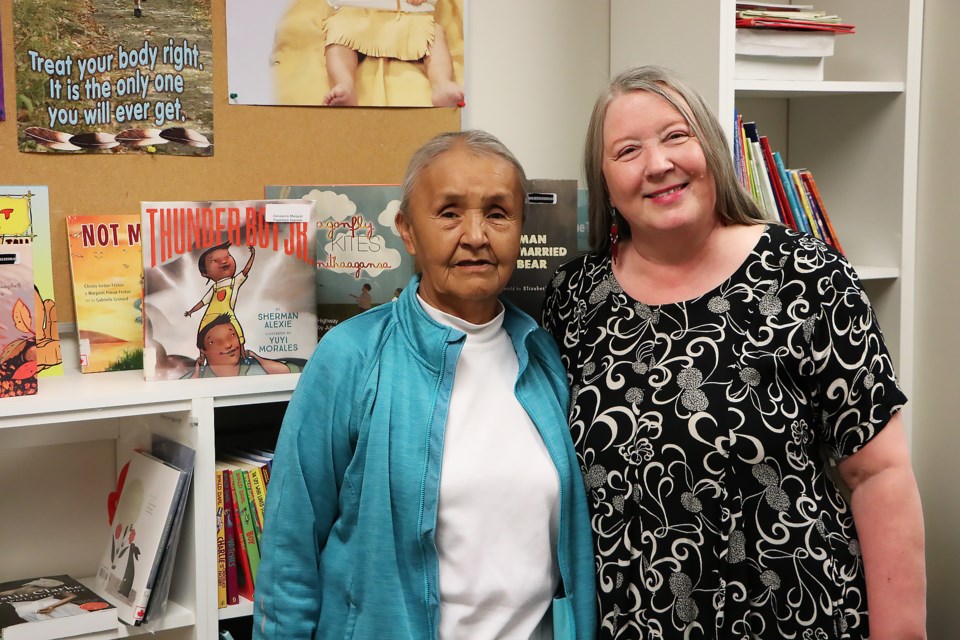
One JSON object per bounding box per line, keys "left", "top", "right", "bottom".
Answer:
{"left": 399, "top": 130, "right": 528, "bottom": 217}
{"left": 584, "top": 65, "right": 765, "bottom": 253}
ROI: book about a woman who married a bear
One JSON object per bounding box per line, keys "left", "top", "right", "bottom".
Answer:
{"left": 140, "top": 200, "right": 318, "bottom": 381}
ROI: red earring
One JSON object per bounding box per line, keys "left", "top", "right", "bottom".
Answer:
{"left": 609, "top": 209, "right": 620, "bottom": 264}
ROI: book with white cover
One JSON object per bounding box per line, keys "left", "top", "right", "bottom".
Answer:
{"left": 95, "top": 450, "right": 186, "bottom": 626}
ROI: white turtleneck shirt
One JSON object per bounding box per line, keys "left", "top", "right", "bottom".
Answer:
{"left": 418, "top": 296, "right": 560, "bottom": 640}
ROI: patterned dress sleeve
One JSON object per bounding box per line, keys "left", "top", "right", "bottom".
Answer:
{"left": 797, "top": 239, "right": 908, "bottom": 460}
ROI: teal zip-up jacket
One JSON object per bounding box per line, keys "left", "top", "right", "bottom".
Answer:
{"left": 254, "top": 278, "right": 596, "bottom": 640}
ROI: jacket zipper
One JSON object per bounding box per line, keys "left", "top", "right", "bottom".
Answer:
{"left": 514, "top": 341, "right": 576, "bottom": 640}
{"left": 417, "top": 341, "right": 449, "bottom": 639}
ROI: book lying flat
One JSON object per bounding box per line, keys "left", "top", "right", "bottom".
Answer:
{"left": 0, "top": 575, "right": 117, "bottom": 640}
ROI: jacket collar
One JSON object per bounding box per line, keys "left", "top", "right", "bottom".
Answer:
{"left": 395, "top": 274, "right": 540, "bottom": 372}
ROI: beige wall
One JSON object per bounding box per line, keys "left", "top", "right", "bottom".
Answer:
{"left": 915, "top": 0, "right": 960, "bottom": 636}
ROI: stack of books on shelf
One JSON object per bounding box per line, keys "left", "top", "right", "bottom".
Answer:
{"left": 734, "top": 2, "right": 855, "bottom": 81}
{"left": 95, "top": 434, "right": 196, "bottom": 626}
{"left": 734, "top": 112, "right": 844, "bottom": 254}
{"left": 215, "top": 448, "right": 275, "bottom": 609}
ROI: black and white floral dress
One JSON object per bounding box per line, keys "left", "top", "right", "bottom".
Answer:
{"left": 542, "top": 225, "right": 906, "bottom": 640}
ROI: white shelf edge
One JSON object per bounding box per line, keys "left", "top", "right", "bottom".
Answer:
{"left": 218, "top": 596, "right": 254, "bottom": 620}
{"left": 853, "top": 265, "right": 900, "bottom": 281}
{"left": 74, "top": 577, "right": 195, "bottom": 638}
{"left": 735, "top": 79, "right": 905, "bottom": 98}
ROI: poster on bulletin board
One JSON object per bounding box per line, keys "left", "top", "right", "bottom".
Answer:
{"left": 12, "top": 0, "right": 214, "bottom": 155}
{"left": 225, "top": 0, "right": 464, "bottom": 108}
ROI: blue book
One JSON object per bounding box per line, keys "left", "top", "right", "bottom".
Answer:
{"left": 772, "top": 151, "right": 810, "bottom": 235}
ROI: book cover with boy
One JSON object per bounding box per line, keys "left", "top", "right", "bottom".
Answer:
{"left": 265, "top": 185, "right": 415, "bottom": 340}
{"left": 0, "top": 186, "right": 61, "bottom": 377}
{"left": 66, "top": 215, "right": 144, "bottom": 373}
{"left": 140, "top": 200, "right": 318, "bottom": 380}
{"left": 0, "top": 239, "right": 37, "bottom": 398}
{"left": 0, "top": 574, "right": 117, "bottom": 640}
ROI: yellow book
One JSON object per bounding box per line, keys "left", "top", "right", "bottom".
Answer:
{"left": 215, "top": 470, "right": 227, "bottom": 609}
{"left": 790, "top": 170, "right": 823, "bottom": 240}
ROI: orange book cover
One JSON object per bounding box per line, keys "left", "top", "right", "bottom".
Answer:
{"left": 66, "top": 215, "right": 143, "bottom": 373}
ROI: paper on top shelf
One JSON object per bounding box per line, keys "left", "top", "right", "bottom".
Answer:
{"left": 736, "top": 28, "right": 835, "bottom": 57}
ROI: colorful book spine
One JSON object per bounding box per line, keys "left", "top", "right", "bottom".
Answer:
{"left": 230, "top": 467, "right": 261, "bottom": 585}
{"left": 790, "top": 170, "right": 825, "bottom": 240}
{"left": 223, "top": 469, "right": 239, "bottom": 606}
{"left": 222, "top": 467, "right": 254, "bottom": 601}
{"left": 758, "top": 136, "right": 794, "bottom": 230}
{"left": 216, "top": 470, "right": 227, "bottom": 609}
{"left": 800, "top": 170, "right": 845, "bottom": 254}
{"left": 772, "top": 151, "right": 811, "bottom": 235}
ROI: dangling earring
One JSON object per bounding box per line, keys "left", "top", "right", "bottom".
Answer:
{"left": 609, "top": 208, "right": 620, "bottom": 265}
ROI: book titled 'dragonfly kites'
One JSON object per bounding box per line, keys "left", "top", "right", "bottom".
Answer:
{"left": 140, "top": 200, "right": 318, "bottom": 380}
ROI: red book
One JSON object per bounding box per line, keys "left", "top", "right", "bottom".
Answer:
{"left": 758, "top": 136, "right": 795, "bottom": 230}
{"left": 221, "top": 467, "right": 254, "bottom": 601}
{"left": 736, "top": 18, "right": 855, "bottom": 33}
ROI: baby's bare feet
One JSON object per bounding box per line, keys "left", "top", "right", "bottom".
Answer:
{"left": 431, "top": 81, "right": 464, "bottom": 107}
{"left": 323, "top": 84, "right": 358, "bottom": 106}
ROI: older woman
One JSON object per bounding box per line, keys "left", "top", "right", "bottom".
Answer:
{"left": 543, "top": 66, "right": 925, "bottom": 639}
{"left": 254, "top": 130, "right": 596, "bottom": 639}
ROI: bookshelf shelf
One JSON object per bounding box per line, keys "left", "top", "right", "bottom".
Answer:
{"left": 735, "top": 79, "right": 905, "bottom": 98}
{"left": 610, "top": 0, "right": 920, "bottom": 422}
{"left": 854, "top": 265, "right": 901, "bottom": 281}
{"left": 218, "top": 597, "right": 255, "bottom": 621}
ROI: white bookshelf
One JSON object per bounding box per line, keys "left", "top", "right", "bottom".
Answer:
{"left": 610, "top": 0, "right": 922, "bottom": 425}
{"left": 0, "top": 335, "right": 297, "bottom": 639}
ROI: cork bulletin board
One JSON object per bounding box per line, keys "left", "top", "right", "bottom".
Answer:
{"left": 0, "top": 0, "right": 460, "bottom": 323}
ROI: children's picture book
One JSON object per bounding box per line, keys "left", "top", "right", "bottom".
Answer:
{"left": 265, "top": 185, "right": 415, "bottom": 340}
{"left": 501, "top": 179, "right": 579, "bottom": 321}
{"left": 66, "top": 215, "right": 143, "bottom": 373}
{"left": 0, "top": 240, "right": 37, "bottom": 398}
{"left": 0, "top": 186, "right": 61, "bottom": 377}
{"left": 140, "top": 434, "right": 195, "bottom": 624}
{"left": 95, "top": 449, "right": 186, "bottom": 625}
{"left": 0, "top": 574, "right": 117, "bottom": 640}
{"left": 140, "top": 200, "right": 318, "bottom": 380}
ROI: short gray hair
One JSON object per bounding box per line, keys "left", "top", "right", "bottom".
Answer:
{"left": 584, "top": 65, "right": 765, "bottom": 253}
{"left": 399, "top": 130, "right": 528, "bottom": 217}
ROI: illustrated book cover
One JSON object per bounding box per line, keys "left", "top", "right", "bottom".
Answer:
{"left": 265, "top": 185, "right": 415, "bottom": 340}
{"left": 140, "top": 434, "right": 195, "bottom": 624}
{"left": 0, "top": 186, "right": 61, "bottom": 377}
{"left": 0, "top": 240, "right": 37, "bottom": 398}
{"left": 95, "top": 449, "right": 186, "bottom": 625}
{"left": 141, "top": 200, "right": 318, "bottom": 380}
{"left": 501, "top": 179, "right": 578, "bottom": 321}
{"left": 66, "top": 215, "right": 143, "bottom": 373}
{"left": 0, "top": 574, "right": 117, "bottom": 640}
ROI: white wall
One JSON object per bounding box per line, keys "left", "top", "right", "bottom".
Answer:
{"left": 914, "top": 0, "right": 960, "bottom": 636}
{"left": 463, "top": 0, "right": 610, "bottom": 182}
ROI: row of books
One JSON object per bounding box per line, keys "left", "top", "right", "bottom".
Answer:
{"left": 215, "top": 448, "right": 275, "bottom": 609}
{"left": 0, "top": 435, "right": 196, "bottom": 640}
{"left": 734, "top": 112, "right": 844, "bottom": 254}
{"left": 0, "top": 181, "right": 579, "bottom": 398}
